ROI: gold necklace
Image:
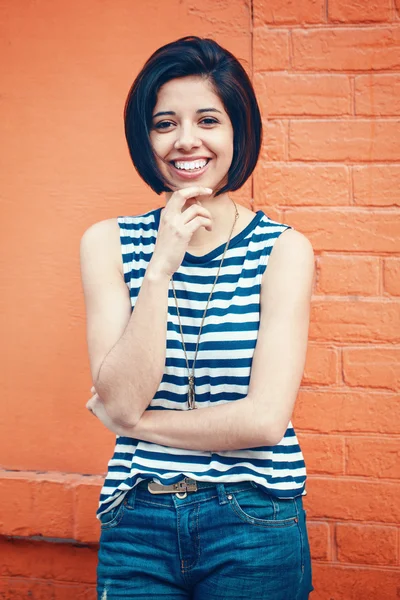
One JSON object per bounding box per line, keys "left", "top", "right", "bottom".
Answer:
{"left": 171, "top": 198, "right": 239, "bottom": 410}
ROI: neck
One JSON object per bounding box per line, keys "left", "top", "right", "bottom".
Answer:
{"left": 165, "top": 191, "right": 238, "bottom": 254}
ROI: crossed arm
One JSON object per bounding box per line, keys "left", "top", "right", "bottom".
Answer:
{"left": 86, "top": 227, "right": 315, "bottom": 452}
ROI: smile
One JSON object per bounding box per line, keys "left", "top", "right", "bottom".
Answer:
{"left": 169, "top": 158, "right": 211, "bottom": 179}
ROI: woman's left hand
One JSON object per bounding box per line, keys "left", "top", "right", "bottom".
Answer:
{"left": 86, "top": 387, "right": 126, "bottom": 436}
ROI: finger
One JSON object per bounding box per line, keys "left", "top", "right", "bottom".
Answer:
{"left": 185, "top": 216, "right": 214, "bottom": 236}
{"left": 91, "top": 386, "right": 96, "bottom": 393}
{"left": 181, "top": 203, "right": 212, "bottom": 226}
{"left": 169, "top": 187, "right": 213, "bottom": 210}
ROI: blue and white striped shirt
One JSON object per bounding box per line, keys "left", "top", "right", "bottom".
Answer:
{"left": 97, "top": 207, "right": 307, "bottom": 518}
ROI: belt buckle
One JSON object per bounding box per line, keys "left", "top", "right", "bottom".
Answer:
{"left": 148, "top": 477, "right": 198, "bottom": 495}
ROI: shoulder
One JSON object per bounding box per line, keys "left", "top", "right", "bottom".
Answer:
{"left": 80, "top": 208, "right": 160, "bottom": 246}
{"left": 270, "top": 227, "right": 314, "bottom": 269}
{"left": 80, "top": 218, "right": 121, "bottom": 254}
{"left": 261, "top": 227, "right": 315, "bottom": 302}
{"left": 80, "top": 218, "right": 122, "bottom": 274}
{"left": 80, "top": 217, "right": 120, "bottom": 243}
{"left": 256, "top": 212, "right": 314, "bottom": 268}
{"left": 80, "top": 209, "right": 160, "bottom": 275}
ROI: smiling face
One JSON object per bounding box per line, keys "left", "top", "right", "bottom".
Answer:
{"left": 149, "top": 76, "right": 234, "bottom": 194}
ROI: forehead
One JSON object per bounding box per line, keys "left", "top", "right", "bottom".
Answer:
{"left": 154, "top": 76, "right": 226, "bottom": 112}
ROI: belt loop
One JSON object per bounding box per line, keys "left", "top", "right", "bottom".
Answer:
{"left": 217, "top": 483, "right": 229, "bottom": 505}
{"left": 124, "top": 484, "right": 137, "bottom": 510}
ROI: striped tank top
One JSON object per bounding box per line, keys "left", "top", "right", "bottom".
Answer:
{"left": 97, "top": 207, "right": 307, "bottom": 518}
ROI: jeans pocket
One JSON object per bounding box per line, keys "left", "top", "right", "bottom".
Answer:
{"left": 98, "top": 499, "right": 126, "bottom": 530}
{"left": 228, "top": 488, "right": 299, "bottom": 528}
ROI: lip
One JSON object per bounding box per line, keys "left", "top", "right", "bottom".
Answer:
{"left": 169, "top": 156, "right": 212, "bottom": 162}
{"left": 168, "top": 158, "right": 212, "bottom": 180}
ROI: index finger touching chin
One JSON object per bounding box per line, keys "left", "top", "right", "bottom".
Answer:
{"left": 173, "top": 186, "right": 213, "bottom": 206}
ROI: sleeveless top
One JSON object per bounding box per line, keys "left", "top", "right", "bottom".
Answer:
{"left": 97, "top": 207, "right": 307, "bottom": 518}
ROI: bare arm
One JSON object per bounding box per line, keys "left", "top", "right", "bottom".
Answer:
{"left": 81, "top": 187, "right": 213, "bottom": 427}
{"left": 112, "top": 228, "right": 315, "bottom": 450}
{"left": 80, "top": 219, "right": 171, "bottom": 426}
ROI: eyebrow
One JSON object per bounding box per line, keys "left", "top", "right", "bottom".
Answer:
{"left": 152, "top": 108, "right": 223, "bottom": 119}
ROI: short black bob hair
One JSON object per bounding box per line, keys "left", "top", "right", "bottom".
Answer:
{"left": 124, "top": 36, "right": 262, "bottom": 196}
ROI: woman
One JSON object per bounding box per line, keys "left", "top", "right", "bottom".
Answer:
{"left": 81, "top": 36, "right": 315, "bottom": 600}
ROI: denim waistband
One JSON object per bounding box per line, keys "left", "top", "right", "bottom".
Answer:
{"left": 136, "top": 477, "right": 256, "bottom": 492}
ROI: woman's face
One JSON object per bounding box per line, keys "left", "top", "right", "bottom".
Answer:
{"left": 149, "top": 76, "right": 234, "bottom": 193}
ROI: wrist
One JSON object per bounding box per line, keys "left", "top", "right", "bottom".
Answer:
{"left": 146, "top": 262, "right": 172, "bottom": 283}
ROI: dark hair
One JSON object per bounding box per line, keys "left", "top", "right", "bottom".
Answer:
{"left": 124, "top": 36, "right": 262, "bottom": 196}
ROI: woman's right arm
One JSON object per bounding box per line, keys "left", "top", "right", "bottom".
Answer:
{"left": 79, "top": 186, "right": 213, "bottom": 428}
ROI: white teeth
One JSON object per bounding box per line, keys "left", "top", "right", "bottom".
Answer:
{"left": 173, "top": 159, "right": 208, "bottom": 171}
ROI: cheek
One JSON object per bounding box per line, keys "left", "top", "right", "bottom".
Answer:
{"left": 214, "top": 128, "right": 233, "bottom": 157}
{"left": 218, "top": 135, "right": 234, "bottom": 165}
{"left": 150, "top": 135, "right": 174, "bottom": 164}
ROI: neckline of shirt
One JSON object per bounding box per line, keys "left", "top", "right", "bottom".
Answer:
{"left": 153, "top": 207, "right": 265, "bottom": 265}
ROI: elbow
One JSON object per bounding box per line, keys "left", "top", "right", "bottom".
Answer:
{"left": 256, "top": 418, "right": 289, "bottom": 447}
{"left": 106, "top": 403, "right": 141, "bottom": 429}
{"left": 266, "top": 428, "right": 286, "bottom": 447}
{"left": 247, "top": 397, "right": 288, "bottom": 447}
{"left": 94, "top": 382, "right": 142, "bottom": 429}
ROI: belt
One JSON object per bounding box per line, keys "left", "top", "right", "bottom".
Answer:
{"left": 138, "top": 477, "right": 225, "bottom": 499}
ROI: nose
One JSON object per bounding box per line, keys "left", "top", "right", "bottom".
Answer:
{"left": 173, "top": 122, "right": 201, "bottom": 151}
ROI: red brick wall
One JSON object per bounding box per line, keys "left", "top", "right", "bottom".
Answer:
{"left": 252, "top": 0, "right": 400, "bottom": 597}
{"left": 0, "top": 0, "right": 399, "bottom": 598}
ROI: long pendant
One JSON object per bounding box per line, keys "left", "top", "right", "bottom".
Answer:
{"left": 188, "top": 374, "right": 196, "bottom": 410}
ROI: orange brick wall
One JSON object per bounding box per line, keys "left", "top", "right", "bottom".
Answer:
{"left": 0, "top": 1, "right": 399, "bottom": 598}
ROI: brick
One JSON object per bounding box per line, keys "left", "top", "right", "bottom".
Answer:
{"left": 298, "top": 433, "right": 345, "bottom": 475}
{"left": 259, "top": 119, "right": 287, "bottom": 162}
{"left": 355, "top": 74, "right": 400, "bottom": 116}
{"left": 316, "top": 255, "right": 380, "bottom": 296}
{"left": 0, "top": 471, "right": 83, "bottom": 539}
{"left": 254, "top": 0, "right": 325, "bottom": 26}
{"left": 0, "top": 477, "right": 34, "bottom": 537}
{"left": 306, "top": 477, "right": 400, "bottom": 523}
{"left": 342, "top": 347, "right": 400, "bottom": 391}
{"left": 384, "top": 258, "right": 400, "bottom": 295}
{"left": 307, "top": 521, "right": 331, "bottom": 561}
{"left": 290, "top": 120, "right": 400, "bottom": 162}
{"left": 302, "top": 343, "right": 338, "bottom": 385}
{"left": 0, "top": 538, "right": 97, "bottom": 583}
{"left": 254, "top": 165, "right": 350, "bottom": 207}
{"left": 309, "top": 299, "right": 400, "bottom": 343}
{"left": 254, "top": 73, "right": 351, "bottom": 116}
{"left": 292, "top": 27, "right": 400, "bottom": 71}
{"left": 54, "top": 585, "right": 96, "bottom": 600}
{"left": 73, "top": 479, "right": 102, "bottom": 543}
{"left": 311, "top": 563, "right": 400, "bottom": 600}
{"left": 346, "top": 437, "right": 400, "bottom": 479}
{"left": 293, "top": 389, "right": 400, "bottom": 434}
{"left": 328, "top": 0, "right": 392, "bottom": 23}
{"left": 34, "top": 479, "right": 74, "bottom": 538}
{"left": 0, "top": 578, "right": 96, "bottom": 600}
{"left": 284, "top": 209, "right": 400, "bottom": 252}
{"left": 336, "top": 523, "right": 398, "bottom": 565}
{"left": 253, "top": 28, "right": 290, "bottom": 71}
{"left": 0, "top": 579, "right": 53, "bottom": 600}
{"left": 353, "top": 165, "right": 400, "bottom": 206}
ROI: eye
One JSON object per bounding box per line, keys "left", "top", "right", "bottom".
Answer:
{"left": 154, "top": 121, "right": 174, "bottom": 130}
{"left": 200, "top": 118, "right": 218, "bottom": 126}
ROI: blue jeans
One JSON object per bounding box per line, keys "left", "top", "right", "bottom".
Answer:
{"left": 97, "top": 480, "right": 313, "bottom": 599}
